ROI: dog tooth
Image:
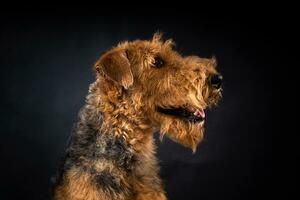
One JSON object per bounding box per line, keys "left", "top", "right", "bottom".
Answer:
{"left": 194, "top": 110, "right": 199, "bottom": 116}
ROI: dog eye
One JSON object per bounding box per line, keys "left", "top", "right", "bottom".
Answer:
{"left": 152, "top": 56, "right": 164, "bottom": 68}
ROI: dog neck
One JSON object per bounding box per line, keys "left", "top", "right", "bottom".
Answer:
{"left": 86, "top": 79, "right": 154, "bottom": 153}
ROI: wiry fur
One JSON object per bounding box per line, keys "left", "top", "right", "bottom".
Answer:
{"left": 52, "top": 33, "right": 222, "bottom": 200}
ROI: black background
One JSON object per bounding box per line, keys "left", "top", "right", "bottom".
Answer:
{"left": 0, "top": 6, "right": 278, "bottom": 200}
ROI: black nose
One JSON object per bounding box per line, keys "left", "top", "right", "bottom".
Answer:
{"left": 210, "top": 74, "right": 223, "bottom": 89}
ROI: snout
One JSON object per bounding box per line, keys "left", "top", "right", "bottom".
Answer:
{"left": 210, "top": 74, "right": 223, "bottom": 89}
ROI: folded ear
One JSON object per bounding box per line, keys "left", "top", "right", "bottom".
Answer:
{"left": 95, "top": 49, "right": 133, "bottom": 89}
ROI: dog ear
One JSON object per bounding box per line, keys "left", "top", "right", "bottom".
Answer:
{"left": 95, "top": 49, "right": 133, "bottom": 89}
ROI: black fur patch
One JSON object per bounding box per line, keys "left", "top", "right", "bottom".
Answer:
{"left": 102, "top": 135, "right": 136, "bottom": 171}
{"left": 92, "top": 170, "right": 124, "bottom": 195}
{"left": 53, "top": 106, "right": 136, "bottom": 191}
{"left": 61, "top": 124, "right": 136, "bottom": 171}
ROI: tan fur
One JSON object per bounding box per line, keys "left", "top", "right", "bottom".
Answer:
{"left": 53, "top": 33, "right": 222, "bottom": 200}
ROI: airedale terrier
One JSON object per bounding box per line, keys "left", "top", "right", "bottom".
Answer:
{"left": 52, "top": 33, "right": 223, "bottom": 200}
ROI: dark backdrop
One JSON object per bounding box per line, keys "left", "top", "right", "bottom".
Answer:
{"left": 0, "top": 8, "right": 276, "bottom": 200}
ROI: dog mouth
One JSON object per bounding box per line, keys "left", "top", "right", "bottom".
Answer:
{"left": 156, "top": 106, "right": 205, "bottom": 123}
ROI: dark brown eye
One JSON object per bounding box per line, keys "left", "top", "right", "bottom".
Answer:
{"left": 152, "top": 56, "right": 164, "bottom": 68}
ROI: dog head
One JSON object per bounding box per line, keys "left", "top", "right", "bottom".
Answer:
{"left": 95, "top": 33, "right": 222, "bottom": 152}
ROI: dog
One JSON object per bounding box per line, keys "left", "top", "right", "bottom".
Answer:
{"left": 52, "top": 33, "right": 222, "bottom": 200}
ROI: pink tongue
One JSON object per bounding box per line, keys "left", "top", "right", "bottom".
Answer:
{"left": 197, "top": 109, "right": 205, "bottom": 118}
